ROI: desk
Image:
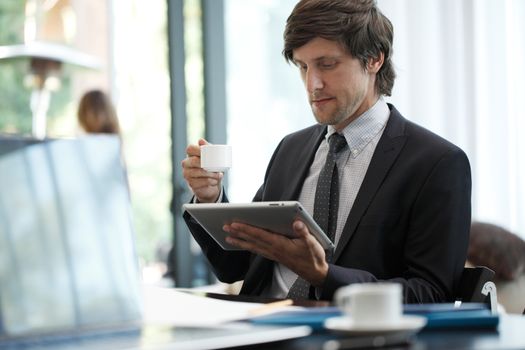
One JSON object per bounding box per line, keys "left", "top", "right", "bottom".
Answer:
{"left": 167, "top": 291, "right": 525, "bottom": 350}
{"left": 7, "top": 315, "right": 523, "bottom": 350}
{"left": 190, "top": 291, "right": 525, "bottom": 350}
{"left": 3, "top": 290, "right": 524, "bottom": 350}
{"left": 233, "top": 314, "right": 525, "bottom": 350}
{"left": 198, "top": 291, "right": 524, "bottom": 350}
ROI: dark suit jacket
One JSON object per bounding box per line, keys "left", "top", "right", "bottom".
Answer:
{"left": 183, "top": 105, "right": 471, "bottom": 303}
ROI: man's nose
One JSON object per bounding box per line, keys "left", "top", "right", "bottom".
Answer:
{"left": 306, "top": 70, "right": 324, "bottom": 93}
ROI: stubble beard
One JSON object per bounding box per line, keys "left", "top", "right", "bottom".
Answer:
{"left": 311, "top": 99, "right": 360, "bottom": 127}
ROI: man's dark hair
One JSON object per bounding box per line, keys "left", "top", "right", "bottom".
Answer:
{"left": 283, "top": 0, "right": 395, "bottom": 96}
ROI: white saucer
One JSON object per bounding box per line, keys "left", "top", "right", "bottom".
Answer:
{"left": 324, "top": 315, "right": 427, "bottom": 336}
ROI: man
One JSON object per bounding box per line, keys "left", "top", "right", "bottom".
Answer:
{"left": 182, "top": 0, "right": 471, "bottom": 302}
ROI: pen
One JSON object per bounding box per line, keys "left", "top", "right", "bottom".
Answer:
{"left": 249, "top": 299, "right": 294, "bottom": 316}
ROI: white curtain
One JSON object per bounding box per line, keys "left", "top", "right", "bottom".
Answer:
{"left": 225, "top": 0, "right": 525, "bottom": 239}
{"left": 378, "top": 0, "right": 525, "bottom": 238}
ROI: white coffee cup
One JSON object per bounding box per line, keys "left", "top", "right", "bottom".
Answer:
{"left": 200, "top": 144, "right": 232, "bottom": 172}
{"left": 334, "top": 282, "right": 402, "bottom": 327}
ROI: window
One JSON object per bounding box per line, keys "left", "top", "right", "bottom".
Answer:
{"left": 0, "top": 1, "right": 172, "bottom": 282}
{"left": 224, "top": 0, "right": 312, "bottom": 202}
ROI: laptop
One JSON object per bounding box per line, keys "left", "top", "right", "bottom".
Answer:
{"left": 0, "top": 135, "right": 310, "bottom": 349}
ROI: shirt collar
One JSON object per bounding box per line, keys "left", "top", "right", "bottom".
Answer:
{"left": 326, "top": 98, "right": 390, "bottom": 157}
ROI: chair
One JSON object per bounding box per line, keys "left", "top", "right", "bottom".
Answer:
{"left": 455, "top": 266, "right": 498, "bottom": 314}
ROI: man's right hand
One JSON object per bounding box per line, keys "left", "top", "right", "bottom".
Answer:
{"left": 181, "top": 138, "right": 223, "bottom": 203}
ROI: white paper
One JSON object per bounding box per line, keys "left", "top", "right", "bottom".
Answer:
{"left": 143, "top": 286, "right": 268, "bottom": 326}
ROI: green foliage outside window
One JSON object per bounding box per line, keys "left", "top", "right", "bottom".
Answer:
{"left": 0, "top": 2, "right": 71, "bottom": 136}
{"left": 0, "top": 2, "right": 29, "bottom": 133}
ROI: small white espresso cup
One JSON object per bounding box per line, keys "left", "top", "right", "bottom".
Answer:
{"left": 334, "top": 282, "right": 402, "bottom": 327}
{"left": 200, "top": 144, "right": 232, "bottom": 172}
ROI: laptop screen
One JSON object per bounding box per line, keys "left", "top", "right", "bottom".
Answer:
{"left": 0, "top": 136, "right": 142, "bottom": 339}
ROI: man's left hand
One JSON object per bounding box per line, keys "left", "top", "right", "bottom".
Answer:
{"left": 223, "top": 220, "right": 329, "bottom": 286}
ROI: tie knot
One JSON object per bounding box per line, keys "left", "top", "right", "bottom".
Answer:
{"left": 329, "top": 133, "right": 347, "bottom": 154}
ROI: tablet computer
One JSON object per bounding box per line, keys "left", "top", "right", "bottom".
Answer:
{"left": 183, "top": 201, "right": 335, "bottom": 251}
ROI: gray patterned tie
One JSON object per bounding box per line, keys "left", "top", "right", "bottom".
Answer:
{"left": 287, "top": 133, "right": 347, "bottom": 299}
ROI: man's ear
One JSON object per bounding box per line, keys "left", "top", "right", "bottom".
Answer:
{"left": 367, "top": 52, "right": 384, "bottom": 73}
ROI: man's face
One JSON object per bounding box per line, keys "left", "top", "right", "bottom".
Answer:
{"left": 292, "top": 37, "right": 378, "bottom": 131}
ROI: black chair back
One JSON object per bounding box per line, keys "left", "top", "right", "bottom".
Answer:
{"left": 455, "top": 266, "right": 497, "bottom": 313}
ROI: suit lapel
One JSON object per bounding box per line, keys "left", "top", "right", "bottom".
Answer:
{"left": 334, "top": 107, "right": 408, "bottom": 261}
{"left": 281, "top": 126, "right": 326, "bottom": 200}
{"left": 247, "top": 126, "right": 326, "bottom": 294}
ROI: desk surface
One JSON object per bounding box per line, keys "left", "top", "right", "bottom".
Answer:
{"left": 3, "top": 290, "right": 524, "bottom": 350}
{"left": 236, "top": 314, "right": 525, "bottom": 350}
{"left": 202, "top": 292, "right": 525, "bottom": 350}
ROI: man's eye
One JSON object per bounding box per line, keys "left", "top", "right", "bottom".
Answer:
{"left": 320, "top": 62, "right": 336, "bottom": 69}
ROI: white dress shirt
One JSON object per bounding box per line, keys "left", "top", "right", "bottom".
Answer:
{"left": 262, "top": 98, "right": 390, "bottom": 298}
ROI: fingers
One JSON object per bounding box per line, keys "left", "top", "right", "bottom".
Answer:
{"left": 181, "top": 139, "right": 222, "bottom": 202}
{"left": 293, "top": 220, "right": 309, "bottom": 239}
{"left": 185, "top": 143, "right": 202, "bottom": 158}
{"left": 185, "top": 138, "right": 210, "bottom": 158}
{"left": 185, "top": 171, "right": 223, "bottom": 191}
{"left": 181, "top": 150, "right": 223, "bottom": 183}
{"left": 292, "top": 220, "right": 329, "bottom": 284}
{"left": 224, "top": 223, "right": 275, "bottom": 252}
{"left": 223, "top": 222, "right": 309, "bottom": 262}
{"left": 225, "top": 235, "right": 267, "bottom": 255}
{"left": 182, "top": 164, "right": 222, "bottom": 202}
{"left": 180, "top": 151, "right": 203, "bottom": 171}
{"left": 224, "top": 223, "right": 285, "bottom": 261}
{"left": 224, "top": 221, "right": 329, "bottom": 285}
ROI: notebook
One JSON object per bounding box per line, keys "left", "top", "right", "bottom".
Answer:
{"left": 250, "top": 303, "right": 499, "bottom": 331}
{"left": 0, "top": 135, "right": 310, "bottom": 349}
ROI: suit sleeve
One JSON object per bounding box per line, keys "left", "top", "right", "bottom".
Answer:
{"left": 321, "top": 148, "right": 472, "bottom": 302}
{"left": 182, "top": 193, "right": 253, "bottom": 283}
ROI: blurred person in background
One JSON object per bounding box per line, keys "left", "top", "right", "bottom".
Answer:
{"left": 468, "top": 222, "right": 525, "bottom": 314}
{"left": 77, "top": 88, "right": 128, "bottom": 190}
{"left": 77, "top": 89, "right": 121, "bottom": 135}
